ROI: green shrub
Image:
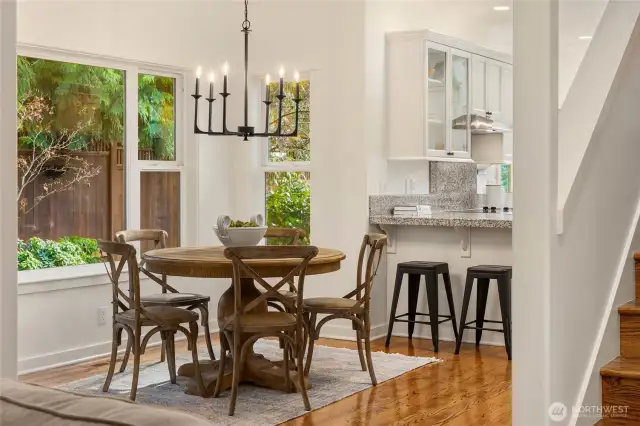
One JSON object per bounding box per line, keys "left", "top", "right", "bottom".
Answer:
{"left": 17, "top": 236, "right": 102, "bottom": 271}
{"left": 266, "top": 172, "right": 311, "bottom": 245}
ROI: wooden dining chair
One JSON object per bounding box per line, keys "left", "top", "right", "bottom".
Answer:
{"left": 215, "top": 245, "right": 318, "bottom": 416}
{"left": 115, "top": 229, "right": 215, "bottom": 373}
{"left": 264, "top": 227, "right": 306, "bottom": 246}
{"left": 262, "top": 227, "right": 306, "bottom": 312}
{"left": 99, "top": 240, "right": 207, "bottom": 400}
{"left": 303, "top": 233, "right": 386, "bottom": 385}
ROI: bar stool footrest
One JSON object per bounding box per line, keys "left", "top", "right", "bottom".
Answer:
{"left": 462, "top": 319, "right": 505, "bottom": 333}
{"left": 394, "top": 313, "right": 454, "bottom": 326}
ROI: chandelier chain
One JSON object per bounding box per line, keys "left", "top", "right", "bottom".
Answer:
{"left": 242, "top": 0, "right": 251, "bottom": 31}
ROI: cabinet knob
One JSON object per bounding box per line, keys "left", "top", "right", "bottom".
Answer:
{"left": 447, "top": 152, "right": 454, "bottom": 156}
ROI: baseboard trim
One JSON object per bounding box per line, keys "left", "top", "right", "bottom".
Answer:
{"left": 18, "top": 321, "right": 219, "bottom": 375}
{"left": 390, "top": 331, "right": 506, "bottom": 347}
{"left": 20, "top": 322, "right": 493, "bottom": 374}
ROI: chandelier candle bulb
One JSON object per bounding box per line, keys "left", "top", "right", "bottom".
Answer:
{"left": 279, "top": 67, "right": 284, "bottom": 96}
{"left": 195, "top": 66, "right": 202, "bottom": 96}
{"left": 208, "top": 72, "right": 214, "bottom": 99}
{"left": 265, "top": 74, "right": 270, "bottom": 100}
{"left": 295, "top": 71, "right": 300, "bottom": 99}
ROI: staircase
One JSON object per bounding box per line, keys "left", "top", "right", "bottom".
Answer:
{"left": 600, "top": 253, "right": 640, "bottom": 424}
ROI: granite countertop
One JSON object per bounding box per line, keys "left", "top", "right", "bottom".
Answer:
{"left": 370, "top": 211, "right": 513, "bottom": 229}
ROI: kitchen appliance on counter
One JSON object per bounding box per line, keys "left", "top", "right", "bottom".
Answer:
{"left": 452, "top": 113, "right": 511, "bottom": 134}
{"left": 486, "top": 184, "right": 502, "bottom": 209}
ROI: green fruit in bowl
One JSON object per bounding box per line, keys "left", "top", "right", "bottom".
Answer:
{"left": 229, "top": 220, "right": 259, "bottom": 228}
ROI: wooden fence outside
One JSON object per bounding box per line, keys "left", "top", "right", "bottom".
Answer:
{"left": 18, "top": 142, "right": 179, "bottom": 246}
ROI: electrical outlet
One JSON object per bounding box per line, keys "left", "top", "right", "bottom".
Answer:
{"left": 98, "top": 307, "right": 108, "bottom": 325}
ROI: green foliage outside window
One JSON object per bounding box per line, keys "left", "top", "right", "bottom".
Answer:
{"left": 265, "top": 79, "right": 311, "bottom": 244}
{"left": 500, "top": 164, "right": 512, "bottom": 192}
{"left": 17, "top": 237, "right": 101, "bottom": 271}
{"left": 265, "top": 172, "right": 311, "bottom": 245}
{"left": 17, "top": 57, "right": 175, "bottom": 160}
{"left": 267, "top": 80, "right": 310, "bottom": 162}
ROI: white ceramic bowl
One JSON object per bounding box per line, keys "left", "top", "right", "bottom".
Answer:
{"left": 213, "top": 225, "right": 267, "bottom": 247}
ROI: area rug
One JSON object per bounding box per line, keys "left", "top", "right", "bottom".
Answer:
{"left": 61, "top": 339, "right": 439, "bottom": 425}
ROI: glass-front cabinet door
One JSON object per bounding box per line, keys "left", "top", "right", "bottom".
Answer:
{"left": 425, "top": 42, "right": 447, "bottom": 155}
{"left": 449, "top": 49, "right": 471, "bottom": 157}
{"left": 425, "top": 42, "right": 472, "bottom": 159}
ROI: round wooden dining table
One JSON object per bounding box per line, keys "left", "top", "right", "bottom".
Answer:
{"left": 141, "top": 246, "right": 346, "bottom": 397}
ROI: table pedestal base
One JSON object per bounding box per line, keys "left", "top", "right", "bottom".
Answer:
{"left": 178, "top": 351, "right": 309, "bottom": 397}
{"left": 178, "top": 278, "right": 309, "bottom": 397}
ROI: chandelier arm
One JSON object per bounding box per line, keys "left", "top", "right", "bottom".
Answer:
{"left": 280, "top": 99, "right": 301, "bottom": 138}
{"left": 263, "top": 101, "right": 272, "bottom": 134}
{"left": 192, "top": 94, "right": 203, "bottom": 133}
{"left": 221, "top": 92, "right": 230, "bottom": 134}
{"left": 276, "top": 94, "right": 284, "bottom": 136}
{"left": 206, "top": 97, "right": 215, "bottom": 133}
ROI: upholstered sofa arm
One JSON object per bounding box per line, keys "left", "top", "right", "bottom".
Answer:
{"left": 0, "top": 379, "right": 213, "bottom": 426}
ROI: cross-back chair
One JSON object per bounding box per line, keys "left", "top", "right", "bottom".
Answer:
{"left": 264, "top": 227, "right": 306, "bottom": 246}
{"left": 303, "top": 233, "right": 387, "bottom": 385}
{"left": 115, "top": 229, "right": 215, "bottom": 372}
{"left": 262, "top": 227, "right": 306, "bottom": 312}
{"left": 99, "top": 240, "right": 207, "bottom": 400}
{"left": 214, "top": 245, "right": 319, "bottom": 416}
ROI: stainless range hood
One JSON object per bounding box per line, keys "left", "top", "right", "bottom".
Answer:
{"left": 452, "top": 114, "right": 511, "bottom": 134}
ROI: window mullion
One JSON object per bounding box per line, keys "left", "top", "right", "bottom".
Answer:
{"left": 125, "top": 67, "right": 141, "bottom": 242}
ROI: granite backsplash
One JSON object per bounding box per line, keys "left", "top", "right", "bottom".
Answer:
{"left": 369, "top": 161, "right": 478, "bottom": 215}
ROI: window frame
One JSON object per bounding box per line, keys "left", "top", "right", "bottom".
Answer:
{"left": 16, "top": 44, "right": 189, "bottom": 283}
{"left": 261, "top": 72, "right": 311, "bottom": 242}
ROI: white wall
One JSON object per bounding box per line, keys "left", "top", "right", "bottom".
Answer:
{"left": 551, "top": 19, "right": 640, "bottom": 424}
{"left": 1, "top": 0, "right": 18, "bottom": 379}
{"left": 16, "top": 0, "right": 233, "bottom": 372}
{"left": 557, "top": 2, "right": 640, "bottom": 227}
{"left": 512, "top": 0, "right": 558, "bottom": 424}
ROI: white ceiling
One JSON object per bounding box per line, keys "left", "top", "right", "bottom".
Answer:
{"left": 446, "top": 0, "right": 608, "bottom": 103}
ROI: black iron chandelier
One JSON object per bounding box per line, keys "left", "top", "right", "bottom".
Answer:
{"left": 192, "top": 0, "right": 301, "bottom": 142}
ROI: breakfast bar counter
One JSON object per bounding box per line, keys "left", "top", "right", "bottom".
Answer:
{"left": 369, "top": 211, "right": 512, "bottom": 229}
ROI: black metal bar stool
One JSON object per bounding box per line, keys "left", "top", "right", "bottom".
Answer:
{"left": 454, "top": 265, "right": 512, "bottom": 359}
{"left": 385, "top": 261, "right": 458, "bottom": 352}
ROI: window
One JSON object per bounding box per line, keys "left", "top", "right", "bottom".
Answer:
{"left": 16, "top": 51, "right": 184, "bottom": 271}
{"left": 138, "top": 74, "right": 176, "bottom": 161}
{"left": 264, "top": 78, "right": 310, "bottom": 244}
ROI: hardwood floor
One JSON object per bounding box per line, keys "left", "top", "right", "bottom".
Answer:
{"left": 20, "top": 335, "right": 511, "bottom": 426}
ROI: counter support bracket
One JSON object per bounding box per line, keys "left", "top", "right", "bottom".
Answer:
{"left": 376, "top": 224, "right": 397, "bottom": 254}
{"left": 454, "top": 226, "right": 471, "bottom": 258}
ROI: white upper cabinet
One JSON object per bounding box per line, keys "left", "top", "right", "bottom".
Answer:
{"left": 472, "top": 56, "right": 512, "bottom": 124}
{"left": 425, "top": 42, "right": 449, "bottom": 155}
{"left": 471, "top": 55, "right": 487, "bottom": 116}
{"left": 386, "top": 30, "right": 512, "bottom": 162}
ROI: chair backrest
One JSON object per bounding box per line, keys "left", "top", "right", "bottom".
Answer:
{"left": 264, "top": 227, "right": 306, "bottom": 246}
{"left": 346, "top": 233, "right": 387, "bottom": 310}
{"left": 115, "top": 229, "right": 167, "bottom": 254}
{"left": 99, "top": 240, "right": 165, "bottom": 326}
{"left": 222, "top": 246, "right": 318, "bottom": 330}
{"left": 114, "top": 229, "right": 176, "bottom": 293}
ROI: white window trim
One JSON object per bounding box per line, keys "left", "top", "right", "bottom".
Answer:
{"left": 261, "top": 72, "right": 311, "bottom": 242}
{"left": 16, "top": 44, "right": 190, "bottom": 286}
{"left": 260, "top": 71, "right": 312, "bottom": 170}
